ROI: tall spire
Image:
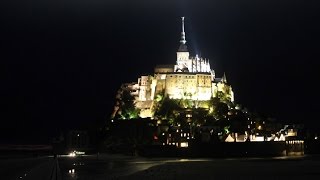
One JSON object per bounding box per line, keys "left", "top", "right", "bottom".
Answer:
{"left": 222, "top": 72, "right": 227, "bottom": 83}
{"left": 180, "top": 17, "right": 186, "bottom": 45}
{"left": 178, "top": 17, "right": 188, "bottom": 52}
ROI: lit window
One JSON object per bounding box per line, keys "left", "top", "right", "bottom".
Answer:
{"left": 180, "top": 142, "right": 188, "bottom": 147}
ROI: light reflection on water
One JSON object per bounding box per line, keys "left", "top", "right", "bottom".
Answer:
{"left": 272, "top": 155, "right": 305, "bottom": 160}
{"left": 129, "top": 155, "right": 307, "bottom": 165}
{"left": 59, "top": 154, "right": 318, "bottom": 180}
{"left": 65, "top": 154, "right": 320, "bottom": 180}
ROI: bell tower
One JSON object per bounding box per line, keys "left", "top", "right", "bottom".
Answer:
{"left": 175, "top": 17, "right": 190, "bottom": 72}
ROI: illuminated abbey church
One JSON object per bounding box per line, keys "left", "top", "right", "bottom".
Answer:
{"left": 112, "top": 17, "right": 234, "bottom": 119}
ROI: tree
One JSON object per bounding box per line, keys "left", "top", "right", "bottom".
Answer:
{"left": 155, "top": 96, "right": 181, "bottom": 121}
{"left": 192, "top": 108, "right": 209, "bottom": 126}
{"left": 118, "top": 89, "right": 140, "bottom": 119}
{"left": 209, "top": 97, "right": 229, "bottom": 120}
{"left": 216, "top": 91, "right": 231, "bottom": 104}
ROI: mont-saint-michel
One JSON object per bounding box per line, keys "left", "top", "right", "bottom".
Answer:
{"left": 107, "top": 17, "right": 304, "bottom": 156}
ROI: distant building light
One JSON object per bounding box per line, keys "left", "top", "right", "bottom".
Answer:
{"left": 252, "top": 136, "right": 264, "bottom": 142}
{"left": 180, "top": 142, "right": 188, "bottom": 147}
{"left": 69, "top": 151, "right": 76, "bottom": 157}
{"left": 69, "top": 169, "right": 75, "bottom": 174}
{"left": 75, "top": 151, "right": 85, "bottom": 155}
{"left": 279, "top": 134, "right": 286, "bottom": 141}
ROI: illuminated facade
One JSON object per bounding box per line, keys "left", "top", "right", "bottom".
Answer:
{"left": 112, "top": 17, "right": 234, "bottom": 118}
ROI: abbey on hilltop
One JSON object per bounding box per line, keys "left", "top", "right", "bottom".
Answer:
{"left": 108, "top": 18, "right": 304, "bottom": 152}
{"left": 112, "top": 17, "right": 234, "bottom": 119}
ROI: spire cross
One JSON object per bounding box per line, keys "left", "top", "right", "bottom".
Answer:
{"left": 182, "top": 17, "right": 185, "bottom": 33}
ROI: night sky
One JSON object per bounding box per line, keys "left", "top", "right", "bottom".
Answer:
{"left": 1, "top": 0, "right": 320, "bottom": 144}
